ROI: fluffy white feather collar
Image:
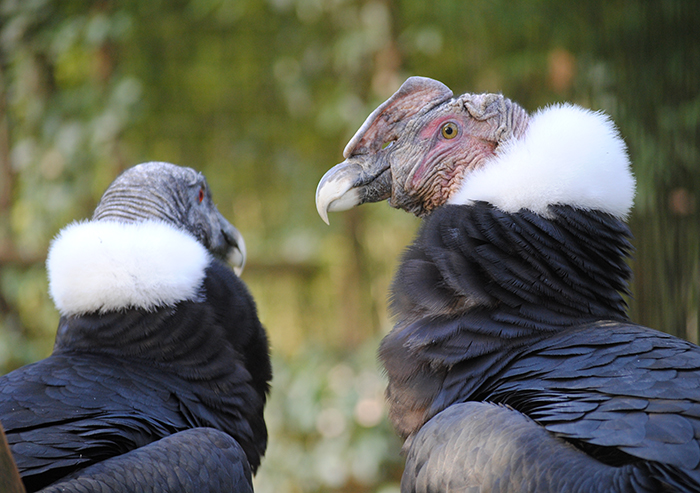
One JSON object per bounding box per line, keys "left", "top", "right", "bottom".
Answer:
{"left": 449, "top": 103, "right": 636, "bottom": 219}
{"left": 47, "top": 220, "right": 212, "bottom": 316}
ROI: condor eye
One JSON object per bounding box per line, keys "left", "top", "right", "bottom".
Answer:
{"left": 441, "top": 122, "right": 459, "bottom": 139}
{"left": 198, "top": 187, "right": 205, "bottom": 204}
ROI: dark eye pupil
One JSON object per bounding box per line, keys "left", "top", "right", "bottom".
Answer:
{"left": 441, "top": 123, "right": 458, "bottom": 139}
{"left": 198, "top": 189, "right": 204, "bottom": 202}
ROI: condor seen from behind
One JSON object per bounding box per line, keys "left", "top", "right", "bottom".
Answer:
{"left": 316, "top": 77, "right": 700, "bottom": 492}
{"left": 0, "top": 162, "right": 271, "bottom": 492}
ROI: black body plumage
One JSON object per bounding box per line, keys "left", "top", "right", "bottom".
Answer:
{"left": 38, "top": 428, "right": 254, "bottom": 493}
{"left": 383, "top": 203, "right": 700, "bottom": 491}
{"left": 0, "top": 162, "right": 271, "bottom": 492}
{"left": 313, "top": 78, "right": 694, "bottom": 491}
{"left": 0, "top": 260, "right": 270, "bottom": 492}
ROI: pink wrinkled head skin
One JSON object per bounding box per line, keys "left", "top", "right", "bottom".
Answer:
{"left": 343, "top": 78, "right": 454, "bottom": 158}
{"left": 343, "top": 77, "right": 529, "bottom": 217}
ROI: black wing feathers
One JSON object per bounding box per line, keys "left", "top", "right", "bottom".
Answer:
{"left": 38, "top": 428, "right": 253, "bottom": 493}
{"left": 479, "top": 324, "right": 700, "bottom": 486}
{"left": 0, "top": 259, "right": 270, "bottom": 492}
{"left": 404, "top": 402, "right": 665, "bottom": 493}
{"left": 385, "top": 202, "right": 700, "bottom": 491}
{"left": 385, "top": 203, "right": 636, "bottom": 413}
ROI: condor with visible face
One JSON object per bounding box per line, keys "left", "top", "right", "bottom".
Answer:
{"left": 317, "top": 77, "right": 700, "bottom": 492}
{"left": 0, "top": 162, "right": 271, "bottom": 493}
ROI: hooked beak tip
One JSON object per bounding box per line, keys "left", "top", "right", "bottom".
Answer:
{"left": 316, "top": 187, "right": 331, "bottom": 225}
{"left": 229, "top": 241, "right": 246, "bottom": 276}
{"left": 319, "top": 209, "right": 330, "bottom": 226}
{"left": 315, "top": 162, "right": 364, "bottom": 225}
{"left": 224, "top": 225, "right": 247, "bottom": 275}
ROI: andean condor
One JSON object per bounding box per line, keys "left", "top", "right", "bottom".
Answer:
{"left": 0, "top": 162, "right": 271, "bottom": 493}
{"left": 316, "top": 76, "right": 700, "bottom": 492}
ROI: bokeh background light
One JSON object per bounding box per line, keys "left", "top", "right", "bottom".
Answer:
{"left": 0, "top": 1, "right": 698, "bottom": 491}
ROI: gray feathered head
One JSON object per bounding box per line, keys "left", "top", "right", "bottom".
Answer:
{"left": 93, "top": 162, "right": 245, "bottom": 270}
{"left": 48, "top": 162, "right": 246, "bottom": 316}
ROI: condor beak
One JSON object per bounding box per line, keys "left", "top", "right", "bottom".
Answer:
{"left": 315, "top": 155, "right": 392, "bottom": 225}
{"left": 222, "top": 222, "right": 247, "bottom": 276}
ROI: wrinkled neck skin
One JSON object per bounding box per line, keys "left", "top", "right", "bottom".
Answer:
{"left": 386, "top": 94, "right": 530, "bottom": 218}
{"left": 379, "top": 202, "right": 633, "bottom": 439}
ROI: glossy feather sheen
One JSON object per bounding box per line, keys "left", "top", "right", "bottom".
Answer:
{"left": 384, "top": 203, "right": 700, "bottom": 491}
{"left": 317, "top": 78, "right": 699, "bottom": 491}
{"left": 38, "top": 428, "right": 253, "bottom": 493}
{"left": 2, "top": 162, "right": 270, "bottom": 492}
{"left": 1, "top": 260, "right": 270, "bottom": 492}
{"left": 404, "top": 402, "right": 661, "bottom": 493}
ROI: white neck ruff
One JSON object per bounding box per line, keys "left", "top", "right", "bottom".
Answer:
{"left": 47, "top": 220, "right": 211, "bottom": 316}
{"left": 448, "top": 103, "right": 636, "bottom": 219}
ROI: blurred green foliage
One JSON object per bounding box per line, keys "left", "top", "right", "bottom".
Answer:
{"left": 0, "top": 0, "right": 698, "bottom": 491}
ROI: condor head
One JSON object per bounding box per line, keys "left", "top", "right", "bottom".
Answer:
{"left": 315, "top": 76, "right": 529, "bottom": 221}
